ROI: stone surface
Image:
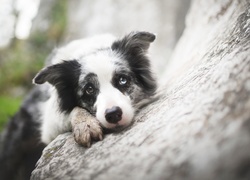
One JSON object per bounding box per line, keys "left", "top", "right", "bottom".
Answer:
{"left": 31, "top": 0, "right": 250, "bottom": 180}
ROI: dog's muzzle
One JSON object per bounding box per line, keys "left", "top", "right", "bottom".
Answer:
{"left": 105, "top": 106, "right": 122, "bottom": 124}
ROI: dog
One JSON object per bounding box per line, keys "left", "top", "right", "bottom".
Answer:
{"left": 33, "top": 31, "right": 157, "bottom": 147}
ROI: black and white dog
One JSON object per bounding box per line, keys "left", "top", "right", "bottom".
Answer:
{"left": 33, "top": 31, "right": 157, "bottom": 146}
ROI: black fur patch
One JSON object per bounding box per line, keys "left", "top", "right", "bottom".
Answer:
{"left": 77, "top": 73, "right": 100, "bottom": 114}
{"left": 33, "top": 60, "right": 81, "bottom": 113}
{"left": 111, "top": 31, "right": 157, "bottom": 96}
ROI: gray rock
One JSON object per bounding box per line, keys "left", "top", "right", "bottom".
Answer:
{"left": 31, "top": 0, "right": 250, "bottom": 180}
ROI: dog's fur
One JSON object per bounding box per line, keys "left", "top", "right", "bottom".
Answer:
{"left": 33, "top": 31, "right": 157, "bottom": 146}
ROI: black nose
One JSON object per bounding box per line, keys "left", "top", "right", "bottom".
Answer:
{"left": 105, "top": 106, "right": 122, "bottom": 124}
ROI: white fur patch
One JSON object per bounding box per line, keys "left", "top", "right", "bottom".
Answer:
{"left": 95, "top": 85, "right": 134, "bottom": 129}
{"left": 40, "top": 89, "right": 71, "bottom": 144}
{"left": 52, "top": 34, "right": 116, "bottom": 64}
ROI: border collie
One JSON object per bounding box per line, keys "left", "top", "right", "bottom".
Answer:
{"left": 33, "top": 31, "right": 157, "bottom": 147}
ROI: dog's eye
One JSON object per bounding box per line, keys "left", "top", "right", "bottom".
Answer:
{"left": 85, "top": 85, "right": 95, "bottom": 95}
{"left": 119, "top": 76, "right": 128, "bottom": 86}
{"left": 114, "top": 74, "right": 131, "bottom": 91}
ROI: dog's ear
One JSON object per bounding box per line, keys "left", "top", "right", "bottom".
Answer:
{"left": 111, "top": 31, "right": 157, "bottom": 96}
{"left": 33, "top": 60, "right": 81, "bottom": 87}
{"left": 111, "top": 31, "right": 156, "bottom": 54}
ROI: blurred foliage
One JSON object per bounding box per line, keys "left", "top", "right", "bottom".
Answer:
{"left": 0, "top": 0, "right": 67, "bottom": 131}
{"left": 0, "top": 96, "right": 22, "bottom": 131}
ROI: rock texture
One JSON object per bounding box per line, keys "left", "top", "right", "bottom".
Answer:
{"left": 31, "top": 0, "right": 250, "bottom": 180}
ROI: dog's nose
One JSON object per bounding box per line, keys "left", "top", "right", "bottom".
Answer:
{"left": 105, "top": 106, "right": 122, "bottom": 124}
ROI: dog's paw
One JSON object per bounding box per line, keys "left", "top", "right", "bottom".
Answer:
{"left": 72, "top": 120, "right": 103, "bottom": 147}
{"left": 70, "top": 107, "right": 103, "bottom": 147}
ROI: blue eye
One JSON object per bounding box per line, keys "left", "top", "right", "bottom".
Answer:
{"left": 119, "top": 76, "right": 127, "bottom": 86}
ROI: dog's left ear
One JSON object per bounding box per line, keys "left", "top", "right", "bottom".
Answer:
{"left": 111, "top": 31, "right": 156, "bottom": 54}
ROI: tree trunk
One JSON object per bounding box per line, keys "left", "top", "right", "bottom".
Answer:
{"left": 31, "top": 0, "right": 250, "bottom": 180}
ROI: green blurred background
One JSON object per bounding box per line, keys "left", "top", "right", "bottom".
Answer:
{"left": 0, "top": 0, "right": 67, "bottom": 131}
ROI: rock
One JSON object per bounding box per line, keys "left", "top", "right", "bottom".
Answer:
{"left": 31, "top": 0, "right": 250, "bottom": 180}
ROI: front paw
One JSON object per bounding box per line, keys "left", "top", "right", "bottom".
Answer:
{"left": 70, "top": 107, "right": 103, "bottom": 147}
{"left": 72, "top": 119, "right": 103, "bottom": 147}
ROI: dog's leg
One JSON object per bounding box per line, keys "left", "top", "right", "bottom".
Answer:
{"left": 70, "top": 107, "right": 103, "bottom": 147}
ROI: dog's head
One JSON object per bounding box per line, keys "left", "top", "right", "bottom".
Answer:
{"left": 33, "top": 31, "right": 157, "bottom": 131}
